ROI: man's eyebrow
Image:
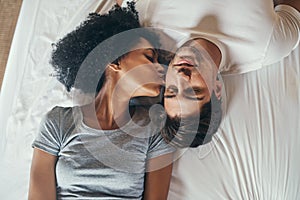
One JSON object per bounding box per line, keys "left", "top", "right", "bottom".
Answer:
{"left": 184, "top": 86, "right": 206, "bottom": 95}
{"left": 166, "top": 85, "right": 178, "bottom": 93}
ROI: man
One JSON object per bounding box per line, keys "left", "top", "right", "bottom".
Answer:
{"left": 116, "top": 0, "right": 299, "bottom": 148}
{"left": 161, "top": 38, "right": 223, "bottom": 147}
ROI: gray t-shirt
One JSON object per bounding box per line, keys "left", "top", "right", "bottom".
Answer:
{"left": 32, "top": 106, "right": 174, "bottom": 199}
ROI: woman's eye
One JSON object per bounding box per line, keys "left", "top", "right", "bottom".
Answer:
{"left": 145, "top": 55, "right": 154, "bottom": 62}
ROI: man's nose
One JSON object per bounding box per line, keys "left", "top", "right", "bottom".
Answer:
{"left": 175, "top": 66, "right": 192, "bottom": 80}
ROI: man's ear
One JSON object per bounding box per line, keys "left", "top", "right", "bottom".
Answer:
{"left": 213, "top": 80, "right": 222, "bottom": 100}
{"left": 108, "top": 63, "right": 121, "bottom": 72}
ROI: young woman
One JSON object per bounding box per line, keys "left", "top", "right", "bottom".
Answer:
{"left": 28, "top": 3, "right": 174, "bottom": 200}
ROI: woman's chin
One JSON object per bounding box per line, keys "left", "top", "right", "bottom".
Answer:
{"left": 132, "top": 86, "right": 161, "bottom": 98}
{"left": 148, "top": 86, "right": 162, "bottom": 97}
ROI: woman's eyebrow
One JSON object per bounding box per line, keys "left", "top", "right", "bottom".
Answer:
{"left": 146, "top": 48, "right": 158, "bottom": 57}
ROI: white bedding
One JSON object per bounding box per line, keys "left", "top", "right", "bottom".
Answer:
{"left": 0, "top": 0, "right": 299, "bottom": 199}
{"left": 168, "top": 46, "right": 300, "bottom": 199}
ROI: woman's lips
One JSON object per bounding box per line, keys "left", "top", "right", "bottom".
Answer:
{"left": 156, "top": 69, "right": 166, "bottom": 83}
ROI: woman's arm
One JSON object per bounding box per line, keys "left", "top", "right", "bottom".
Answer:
{"left": 28, "top": 148, "right": 57, "bottom": 200}
{"left": 143, "top": 153, "right": 173, "bottom": 200}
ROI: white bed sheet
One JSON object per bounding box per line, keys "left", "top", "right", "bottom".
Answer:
{"left": 0, "top": 0, "right": 114, "bottom": 199}
{"left": 0, "top": 0, "right": 299, "bottom": 199}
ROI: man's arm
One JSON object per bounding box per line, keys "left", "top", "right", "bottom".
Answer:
{"left": 143, "top": 153, "right": 173, "bottom": 200}
{"left": 28, "top": 148, "right": 57, "bottom": 200}
{"left": 263, "top": 0, "right": 300, "bottom": 66}
{"left": 274, "top": 0, "right": 300, "bottom": 11}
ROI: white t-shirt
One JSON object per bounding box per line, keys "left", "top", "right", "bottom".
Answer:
{"left": 123, "top": 0, "right": 300, "bottom": 74}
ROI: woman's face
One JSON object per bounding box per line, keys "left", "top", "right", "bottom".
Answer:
{"left": 116, "top": 37, "right": 165, "bottom": 97}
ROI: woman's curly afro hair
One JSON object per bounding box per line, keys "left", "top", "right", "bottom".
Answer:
{"left": 50, "top": 2, "right": 160, "bottom": 93}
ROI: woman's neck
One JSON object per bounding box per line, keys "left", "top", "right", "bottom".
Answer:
{"left": 82, "top": 79, "right": 132, "bottom": 130}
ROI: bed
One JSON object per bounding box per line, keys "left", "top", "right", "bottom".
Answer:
{"left": 0, "top": 0, "right": 299, "bottom": 199}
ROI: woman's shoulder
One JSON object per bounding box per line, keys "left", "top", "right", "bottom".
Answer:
{"left": 46, "top": 106, "right": 71, "bottom": 116}
{"left": 44, "top": 106, "right": 79, "bottom": 125}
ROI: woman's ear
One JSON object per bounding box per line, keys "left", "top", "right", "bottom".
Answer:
{"left": 116, "top": 0, "right": 123, "bottom": 6}
{"left": 213, "top": 80, "right": 222, "bottom": 100}
{"left": 108, "top": 63, "right": 121, "bottom": 72}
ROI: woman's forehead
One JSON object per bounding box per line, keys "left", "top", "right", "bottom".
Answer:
{"left": 130, "top": 37, "right": 154, "bottom": 50}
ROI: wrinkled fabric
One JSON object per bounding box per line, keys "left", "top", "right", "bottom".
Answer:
{"left": 33, "top": 106, "right": 174, "bottom": 199}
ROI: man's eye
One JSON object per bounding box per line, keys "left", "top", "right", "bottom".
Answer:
{"left": 185, "top": 87, "right": 202, "bottom": 95}
{"left": 184, "top": 87, "right": 205, "bottom": 100}
{"left": 164, "top": 94, "right": 176, "bottom": 98}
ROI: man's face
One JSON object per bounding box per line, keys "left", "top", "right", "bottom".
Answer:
{"left": 164, "top": 39, "right": 220, "bottom": 118}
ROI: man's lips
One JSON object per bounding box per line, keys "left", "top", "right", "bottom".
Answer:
{"left": 172, "top": 59, "right": 195, "bottom": 67}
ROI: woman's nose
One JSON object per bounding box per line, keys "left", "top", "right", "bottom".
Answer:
{"left": 155, "top": 63, "right": 166, "bottom": 74}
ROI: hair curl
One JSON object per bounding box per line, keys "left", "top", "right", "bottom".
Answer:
{"left": 50, "top": 2, "right": 160, "bottom": 93}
